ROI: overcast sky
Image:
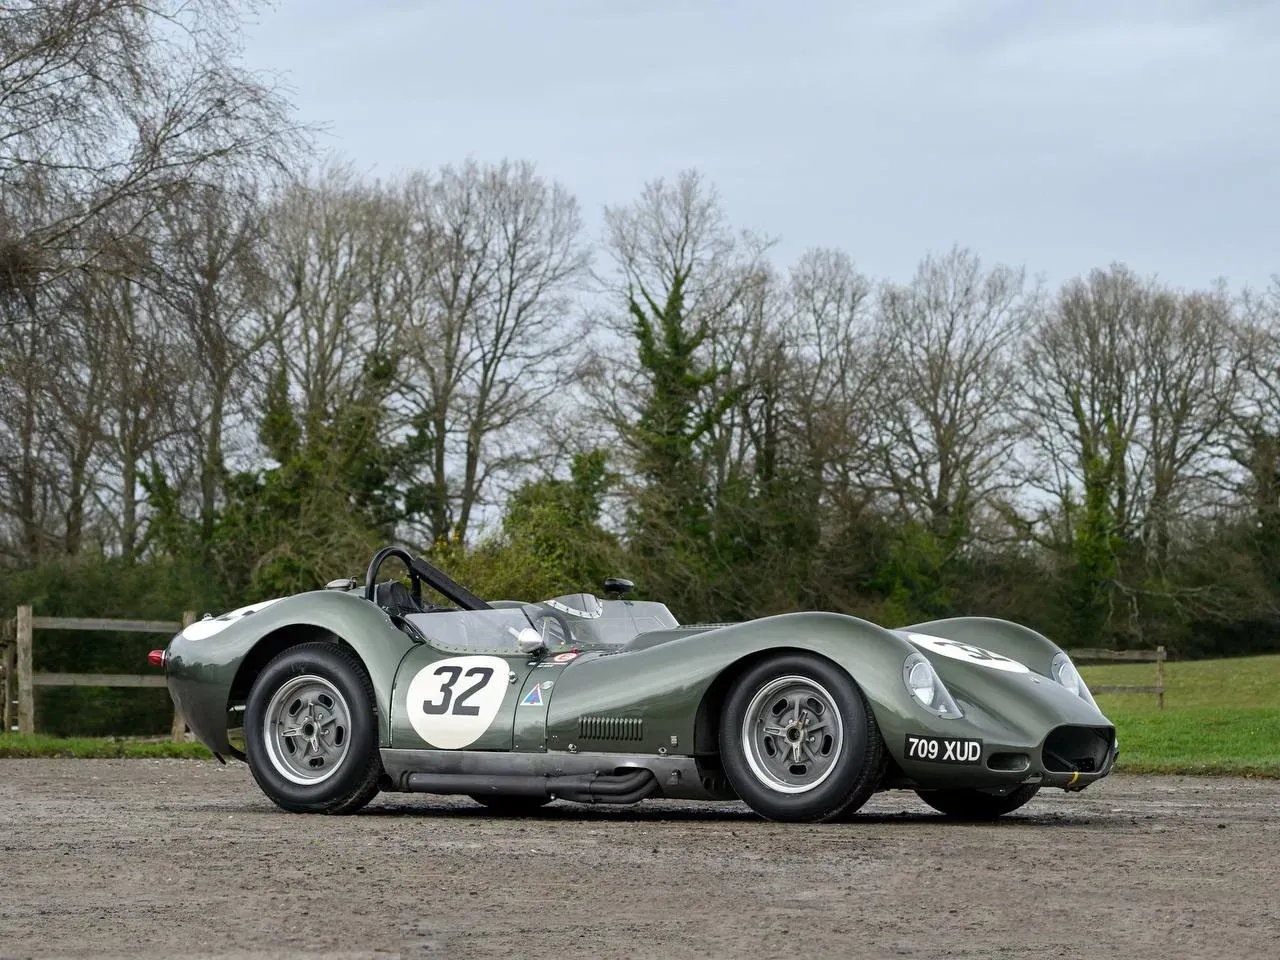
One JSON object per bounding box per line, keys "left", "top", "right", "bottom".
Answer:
{"left": 241, "top": 0, "right": 1279, "bottom": 291}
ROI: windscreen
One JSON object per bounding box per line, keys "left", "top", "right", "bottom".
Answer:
{"left": 523, "top": 598, "right": 679, "bottom": 648}
{"left": 403, "top": 609, "right": 539, "bottom": 653}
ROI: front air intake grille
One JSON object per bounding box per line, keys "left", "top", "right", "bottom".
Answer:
{"left": 986, "top": 752, "right": 1031, "bottom": 772}
{"left": 1042, "top": 725, "right": 1114, "bottom": 773}
{"left": 579, "top": 716, "right": 643, "bottom": 741}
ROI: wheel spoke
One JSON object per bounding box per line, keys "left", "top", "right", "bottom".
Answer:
{"left": 791, "top": 694, "right": 806, "bottom": 723}
{"left": 317, "top": 730, "right": 339, "bottom": 757}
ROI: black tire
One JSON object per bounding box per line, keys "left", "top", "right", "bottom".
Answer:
{"left": 469, "top": 794, "right": 553, "bottom": 814}
{"left": 244, "top": 641, "right": 383, "bottom": 814}
{"left": 914, "top": 783, "right": 1040, "bottom": 819}
{"left": 719, "top": 653, "right": 884, "bottom": 823}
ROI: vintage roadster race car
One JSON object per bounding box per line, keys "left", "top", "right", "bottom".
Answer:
{"left": 153, "top": 546, "right": 1118, "bottom": 822}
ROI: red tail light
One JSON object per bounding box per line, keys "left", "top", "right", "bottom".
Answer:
{"left": 147, "top": 649, "right": 168, "bottom": 667}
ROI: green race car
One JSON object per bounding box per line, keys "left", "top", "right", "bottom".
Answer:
{"left": 154, "top": 546, "right": 1118, "bottom": 822}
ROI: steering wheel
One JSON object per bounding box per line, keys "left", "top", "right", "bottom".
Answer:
{"left": 528, "top": 605, "right": 576, "bottom": 648}
{"left": 364, "top": 546, "right": 423, "bottom": 606}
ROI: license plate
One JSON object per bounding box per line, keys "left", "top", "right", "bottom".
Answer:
{"left": 904, "top": 734, "right": 983, "bottom": 764}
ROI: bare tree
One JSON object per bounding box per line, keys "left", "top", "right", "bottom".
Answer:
{"left": 592, "top": 170, "right": 771, "bottom": 487}
{"left": 0, "top": 0, "right": 298, "bottom": 305}
{"left": 48, "top": 267, "right": 115, "bottom": 555}
{"left": 1021, "top": 265, "right": 1243, "bottom": 641}
{"left": 1025, "top": 267, "right": 1237, "bottom": 561}
{"left": 871, "top": 247, "right": 1034, "bottom": 547}
{"left": 155, "top": 179, "right": 270, "bottom": 543}
{"left": 1135, "top": 285, "right": 1238, "bottom": 565}
{"left": 92, "top": 238, "right": 189, "bottom": 562}
{"left": 601, "top": 170, "right": 746, "bottom": 327}
{"left": 1022, "top": 265, "right": 1148, "bottom": 546}
{"left": 783, "top": 248, "right": 879, "bottom": 511}
{"left": 260, "top": 166, "right": 406, "bottom": 445}
{"left": 0, "top": 0, "right": 299, "bottom": 567}
{"left": 0, "top": 297, "right": 60, "bottom": 560}
{"left": 395, "top": 159, "right": 588, "bottom": 543}
{"left": 0, "top": 217, "right": 190, "bottom": 564}
{"left": 1229, "top": 280, "right": 1280, "bottom": 524}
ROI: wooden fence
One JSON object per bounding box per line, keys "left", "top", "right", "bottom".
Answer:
{"left": 3, "top": 606, "right": 195, "bottom": 741}
{"left": 1067, "top": 645, "right": 1166, "bottom": 708}
{"left": 1, "top": 617, "right": 14, "bottom": 734}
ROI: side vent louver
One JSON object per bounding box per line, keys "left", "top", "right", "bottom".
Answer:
{"left": 579, "top": 715, "right": 643, "bottom": 741}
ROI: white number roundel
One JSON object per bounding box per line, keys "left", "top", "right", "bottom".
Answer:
{"left": 905, "top": 633, "right": 1030, "bottom": 674}
{"left": 405, "top": 655, "right": 509, "bottom": 749}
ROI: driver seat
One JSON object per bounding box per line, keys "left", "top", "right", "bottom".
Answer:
{"left": 374, "top": 580, "right": 425, "bottom": 617}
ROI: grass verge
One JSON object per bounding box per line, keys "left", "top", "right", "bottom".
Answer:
{"left": 1082, "top": 654, "right": 1280, "bottom": 777}
{"left": 0, "top": 733, "right": 212, "bottom": 759}
{"left": 1102, "top": 707, "right": 1280, "bottom": 777}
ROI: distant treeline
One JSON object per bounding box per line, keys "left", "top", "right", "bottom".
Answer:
{"left": 3, "top": 3, "right": 1279, "bottom": 735}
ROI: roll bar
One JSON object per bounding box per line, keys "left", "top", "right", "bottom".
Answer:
{"left": 364, "top": 546, "right": 492, "bottom": 611}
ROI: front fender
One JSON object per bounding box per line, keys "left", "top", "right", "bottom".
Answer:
{"left": 544, "top": 611, "right": 918, "bottom": 756}
{"left": 166, "top": 590, "right": 416, "bottom": 755}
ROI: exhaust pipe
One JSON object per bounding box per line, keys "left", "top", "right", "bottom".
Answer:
{"left": 404, "top": 768, "right": 659, "bottom": 805}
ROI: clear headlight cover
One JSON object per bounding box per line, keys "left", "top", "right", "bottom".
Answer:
{"left": 902, "top": 652, "right": 962, "bottom": 718}
{"left": 1051, "top": 652, "right": 1097, "bottom": 706}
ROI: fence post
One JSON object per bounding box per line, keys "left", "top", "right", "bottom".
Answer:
{"left": 2, "top": 619, "right": 14, "bottom": 733}
{"left": 1155, "top": 645, "right": 1166, "bottom": 710}
{"left": 17, "top": 605, "right": 34, "bottom": 735}
{"left": 170, "top": 611, "right": 196, "bottom": 743}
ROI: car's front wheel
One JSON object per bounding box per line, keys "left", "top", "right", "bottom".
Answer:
{"left": 244, "top": 642, "right": 383, "bottom": 814}
{"left": 719, "top": 653, "right": 884, "bottom": 822}
{"left": 914, "top": 783, "right": 1040, "bottom": 819}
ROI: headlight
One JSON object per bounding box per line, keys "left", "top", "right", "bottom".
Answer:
{"left": 902, "top": 652, "right": 962, "bottom": 718}
{"left": 1051, "top": 652, "right": 1096, "bottom": 705}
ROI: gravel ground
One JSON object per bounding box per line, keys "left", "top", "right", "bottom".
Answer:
{"left": 1, "top": 760, "right": 1278, "bottom": 959}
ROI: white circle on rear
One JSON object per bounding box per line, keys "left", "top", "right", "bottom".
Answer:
{"left": 405, "top": 655, "right": 509, "bottom": 749}
{"left": 905, "top": 633, "right": 1031, "bottom": 674}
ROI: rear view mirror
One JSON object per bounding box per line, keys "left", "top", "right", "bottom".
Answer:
{"left": 515, "top": 626, "right": 545, "bottom": 654}
{"left": 603, "top": 577, "right": 634, "bottom": 597}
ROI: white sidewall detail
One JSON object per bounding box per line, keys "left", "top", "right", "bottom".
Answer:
{"left": 405, "top": 655, "right": 509, "bottom": 749}
{"left": 905, "top": 633, "right": 1031, "bottom": 674}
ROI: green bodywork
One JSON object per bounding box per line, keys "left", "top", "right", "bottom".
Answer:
{"left": 164, "top": 585, "right": 1117, "bottom": 797}
{"left": 166, "top": 589, "right": 416, "bottom": 753}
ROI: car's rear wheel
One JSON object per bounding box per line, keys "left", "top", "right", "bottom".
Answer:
{"left": 244, "top": 642, "right": 382, "bottom": 814}
{"left": 719, "top": 653, "right": 884, "bottom": 822}
{"left": 914, "top": 783, "right": 1040, "bottom": 819}
{"left": 469, "top": 794, "right": 553, "bottom": 814}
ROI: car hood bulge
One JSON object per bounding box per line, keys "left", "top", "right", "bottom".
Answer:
{"left": 897, "top": 631, "right": 1031, "bottom": 675}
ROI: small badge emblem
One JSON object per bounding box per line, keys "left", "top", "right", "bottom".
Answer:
{"left": 520, "top": 685, "right": 543, "bottom": 706}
